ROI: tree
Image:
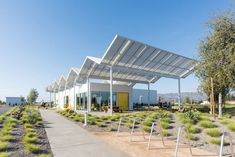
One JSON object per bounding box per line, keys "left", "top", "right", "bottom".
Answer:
{"left": 19, "top": 96, "right": 25, "bottom": 105}
{"left": 185, "top": 96, "right": 191, "bottom": 104}
{"left": 27, "top": 89, "right": 39, "bottom": 104}
{"left": 196, "top": 11, "right": 235, "bottom": 117}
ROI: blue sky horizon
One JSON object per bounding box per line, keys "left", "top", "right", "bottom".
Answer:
{"left": 0, "top": 0, "right": 234, "bottom": 101}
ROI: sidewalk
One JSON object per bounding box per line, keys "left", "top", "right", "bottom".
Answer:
{"left": 40, "top": 110, "right": 129, "bottom": 157}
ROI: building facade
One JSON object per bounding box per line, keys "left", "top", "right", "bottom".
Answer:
{"left": 6, "top": 97, "right": 24, "bottom": 106}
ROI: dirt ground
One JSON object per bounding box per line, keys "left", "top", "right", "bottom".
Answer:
{"left": 95, "top": 132, "right": 219, "bottom": 157}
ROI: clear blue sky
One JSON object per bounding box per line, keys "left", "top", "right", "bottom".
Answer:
{"left": 0, "top": 0, "right": 234, "bottom": 101}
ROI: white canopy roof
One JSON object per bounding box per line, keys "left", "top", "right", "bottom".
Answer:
{"left": 47, "top": 35, "right": 197, "bottom": 92}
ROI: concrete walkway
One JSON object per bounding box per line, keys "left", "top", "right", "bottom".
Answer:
{"left": 0, "top": 106, "right": 12, "bottom": 115}
{"left": 40, "top": 110, "right": 129, "bottom": 157}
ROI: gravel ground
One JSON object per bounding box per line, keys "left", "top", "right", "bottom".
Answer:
{"left": 58, "top": 110, "right": 235, "bottom": 156}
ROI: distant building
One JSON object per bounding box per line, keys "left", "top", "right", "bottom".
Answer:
{"left": 6, "top": 97, "right": 24, "bottom": 106}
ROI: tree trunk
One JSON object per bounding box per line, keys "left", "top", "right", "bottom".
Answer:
{"left": 218, "top": 92, "right": 222, "bottom": 117}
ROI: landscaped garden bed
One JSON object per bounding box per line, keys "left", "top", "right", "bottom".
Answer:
{"left": 0, "top": 106, "right": 53, "bottom": 157}
{"left": 57, "top": 106, "right": 235, "bottom": 156}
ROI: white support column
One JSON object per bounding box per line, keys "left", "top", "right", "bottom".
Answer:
{"left": 178, "top": 78, "right": 181, "bottom": 106}
{"left": 87, "top": 77, "right": 91, "bottom": 112}
{"left": 49, "top": 92, "right": 51, "bottom": 103}
{"left": 54, "top": 92, "right": 56, "bottom": 103}
{"left": 148, "top": 82, "right": 150, "bottom": 111}
{"left": 110, "top": 66, "right": 113, "bottom": 116}
{"left": 74, "top": 85, "right": 76, "bottom": 111}
{"left": 64, "top": 87, "right": 66, "bottom": 107}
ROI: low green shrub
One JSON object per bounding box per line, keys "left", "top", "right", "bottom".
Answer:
{"left": 109, "top": 115, "right": 120, "bottom": 121}
{"left": 143, "top": 126, "right": 151, "bottom": 133}
{"left": 209, "top": 138, "right": 222, "bottom": 145}
{"left": 25, "top": 132, "right": 37, "bottom": 138}
{"left": 206, "top": 129, "right": 221, "bottom": 137}
{"left": 0, "top": 142, "right": 10, "bottom": 151}
{"left": 220, "top": 119, "right": 231, "bottom": 125}
{"left": 25, "top": 143, "right": 41, "bottom": 153}
{"left": 125, "top": 123, "right": 132, "bottom": 129}
{"left": 0, "top": 153, "right": 9, "bottom": 157}
{"left": 186, "top": 134, "right": 198, "bottom": 141}
{"left": 199, "top": 120, "right": 216, "bottom": 128}
{"left": 108, "top": 127, "right": 117, "bottom": 131}
{"left": 95, "top": 122, "right": 106, "bottom": 127}
{"left": 160, "top": 121, "right": 170, "bottom": 129}
{"left": 161, "top": 130, "right": 171, "bottom": 137}
{"left": 143, "top": 120, "right": 153, "bottom": 127}
{"left": 228, "top": 123, "right": 235, "bottom": 132}
{"left": 0, "top": 135, "right": 15, "bottom": 142}
{"left": 0, "top": 116, "right": 5, "bottom": 124}
{"left": 23, "top": 135, "right": 38, "bottom": 144}
{"left": 185, "top": 125, "right": 200, "bottom": 134}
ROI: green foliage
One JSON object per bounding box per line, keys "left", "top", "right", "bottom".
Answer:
{"left": 184, "top": 110, "right": 199, "bottom": 124}
{"left": 108, "top": 127, "right": 117, "bottom": 131}
{"left": 206, "top": 129, "right": 221, "bottom": 137}
{"left": 23, "top": 135, "right": 38, "bottom": 144}
{"left": 186, "top": 134, "right": 199, "bottom": 141}
{"left": 25, "top": 143, "right": 41, "bottom": 153}
{"left": 228, "top": 123, "right": 235, "bottom": 132}
{"left": 0, "top": 153, "right": 9, "bottom": 157}
{"left": 0, "top": 142, "right": 10, "bottom": 151}
{"left": 125, "top": 123, "right": 132, "bottom": 129}
{"left": 185, "top": 125, "right": 200, "bottom": 134}
{"left": 27, "top": 88, "right": 39, "bottom": 104}
{"left": 161, "top": 130, "right": 171, "bottom": 137}
{"left": 209, "top": 138, "right": 222, "bottom": 145}
{"left": 143, "top": 126, "right": 151, "bottom": 133}
{"left": 95, "top": 122, "right": 106, "bottom": 127}
{"left": 220, "top": 119, "right": 231, "bottom": 125}
{"left": 109, "top": 115, "right": 120, "bottom": 121}
{"left": 196, "top": 12, "right": 235, "bottom": 102}
{"left": 199, "top": 120, "right": 216, "bottom": 128}
{"left": 160, "top": 121, "right": 170, "bottom": 129}
{"left": 0, "top": 135, "right": 15, "bottom": 142}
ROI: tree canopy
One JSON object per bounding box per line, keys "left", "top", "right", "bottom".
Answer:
{"left": 196, "top": 12, "right": 235, "bottom": 102}
{"left": 27, "top": 88, "right": 39, "bottom": 104}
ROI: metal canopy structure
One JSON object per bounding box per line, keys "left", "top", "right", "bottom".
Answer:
{"left": 47, "top": 35, "right": 198, "bottom": 92}
{"left": 74, "top": 35, "right": 197, "bottom": 86}
{"left": 58, "top": 76, "right": 67, "bottom": 91}
{"left": 66, "top": 68, "right": 80, "bottom": 88}
{"left": 46, "top": 35, "right": 198, "bottom": 113}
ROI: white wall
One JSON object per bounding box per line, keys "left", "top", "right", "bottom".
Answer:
{"left": 54, "top": 83, "right": 157, "bottom": 111}
{"left": 6, "top": 97, "right": 22, "bottom": 106}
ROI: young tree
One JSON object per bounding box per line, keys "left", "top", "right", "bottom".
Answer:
{"left": 185, "top": 96, "right": 191, "bottom": 104}
{"left": 27, "top": 89, "right": 39, "bottom": 104}
{"left": 19, "top": 96, "right": 25, "bottom": 105}
{"left": 196, "top": 11, "right": 235, "bottom": 117}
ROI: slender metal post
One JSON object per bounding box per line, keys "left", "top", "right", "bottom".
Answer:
{"left": 147, "top": 122, "right": 155, "bottom": 150}
{"left": 110, "top": 66, "right": 113, "bottom": 116}
{"left": 178, "top": 78, "right": 181, "bottom": 106}
{"left": 148, "top": 82, "right": 150, "bottom": 111}
{"left": 116, "top": 118, "right": 122, "bottom": 136}
{"left": 219, "top": 132, "right": 234, "bottom": 157}
{"left": 130, "top": 119, "right": 136, "bottom": 142}
{"left": 175, "top": 126, "right": 182, "bottom": 157}
{"left": 84, "top": 111, "right": 88, "bottom": 127}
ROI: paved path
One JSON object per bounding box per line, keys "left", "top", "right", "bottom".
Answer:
{"left": 0, "top": 106, "right": 12, "bottom": 115}
{"left": 40, "top": 110, "right": 129, "bottom": 157}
